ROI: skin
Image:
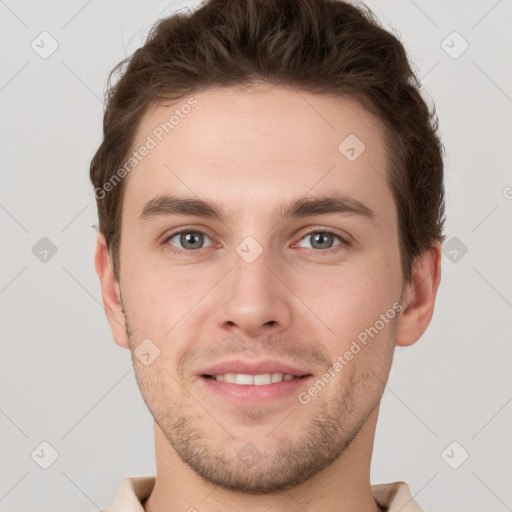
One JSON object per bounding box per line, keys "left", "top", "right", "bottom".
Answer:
{"left": 95, "top": 84, "right": 441, "bottom": 512}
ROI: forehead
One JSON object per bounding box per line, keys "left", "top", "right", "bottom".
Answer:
{"left": 122, "top": 85, "right": 393, "bottom": 226}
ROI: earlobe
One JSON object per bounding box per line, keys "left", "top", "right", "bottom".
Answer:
{"left": 395, "top": 242, "right": 442, "bottom": 347}
{"left": 94, "top": 232, "right": 130, "bottom": 349}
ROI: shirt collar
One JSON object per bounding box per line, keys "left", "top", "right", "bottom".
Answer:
{"left": 103, "top": 476, "right": 424, "bottom": 512}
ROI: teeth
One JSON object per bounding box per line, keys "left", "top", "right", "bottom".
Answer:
{"left": 213, "top": 373, "right": 298, "bottom": 385}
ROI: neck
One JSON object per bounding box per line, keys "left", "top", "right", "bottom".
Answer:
{"left": 143, "top": 407, "right": 383, "bottom": 512}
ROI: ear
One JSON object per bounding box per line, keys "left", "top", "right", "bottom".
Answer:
{"left": 94, "top": 232, "right": 130, "bottom": 349}
{"left": 395, "top": 242, "right": 442, "bottom": 347}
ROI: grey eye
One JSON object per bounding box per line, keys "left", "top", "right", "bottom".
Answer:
{"left": 167, "top": 231, "right": 212, "bottom": 251}
{"left": 297, "top": 231, "right": 342, "bottom": 250}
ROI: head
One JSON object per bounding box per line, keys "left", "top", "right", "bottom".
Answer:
{"left": 92, "top": 0, "right": 444, "bottom": 495}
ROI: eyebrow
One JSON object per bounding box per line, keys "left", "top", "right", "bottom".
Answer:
{"left": 139, "top": 193, "right": 375, "bottom": 225}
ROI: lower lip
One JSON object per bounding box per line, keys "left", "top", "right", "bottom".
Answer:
{"left": 199, "top": 375, "right": 313, "bottom": 405}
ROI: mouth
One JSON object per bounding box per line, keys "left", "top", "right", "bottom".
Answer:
{"left": 196, "top": 359, "right": 314, "bottom": 405}
{"left": 202, "top": 373, "right": 310, "bottom": 385}
{"left": 198, "top": 368, "right": 313, "bottom": 405}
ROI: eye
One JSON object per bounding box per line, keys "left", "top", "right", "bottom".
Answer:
{"left": 165, "top": 230, "right": 213, "bottom": 253}
{"left": 296, "top": 230, "right": 347, "bottom": 251}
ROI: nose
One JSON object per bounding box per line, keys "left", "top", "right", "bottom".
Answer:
{"left": 214, "top": 247, "right": 293, "bottom": 338}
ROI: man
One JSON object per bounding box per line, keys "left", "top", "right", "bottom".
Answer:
{"left": 91, "top": 0, "right": 445, "bottom": 510}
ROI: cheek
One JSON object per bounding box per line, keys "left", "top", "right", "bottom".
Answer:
{"left": 121, "top": 259, "right": 217, "bottom": 338}
{"left": 121, "top": 229, "right": 189, "bottom": 300}
{"left": 292, "top": 260, "right": 400, "bottom": 339}
{"left": 131, "top": 355, "right": 190, "bottom": 425}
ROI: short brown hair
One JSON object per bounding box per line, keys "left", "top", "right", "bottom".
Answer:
{"left": 90, "top": 0, "right": 445, "bottom": 284}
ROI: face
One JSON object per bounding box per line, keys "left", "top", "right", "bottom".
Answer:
{"left": 116, "top": 85, "right": 404, "bottom": 493}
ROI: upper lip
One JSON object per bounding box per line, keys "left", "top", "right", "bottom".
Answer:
{"left": 198, "top": 359, "right": 312, "bottom": 377}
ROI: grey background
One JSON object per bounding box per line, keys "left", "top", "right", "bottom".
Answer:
{"left": 1, "top": 1, "right": 511, "bottom": 511}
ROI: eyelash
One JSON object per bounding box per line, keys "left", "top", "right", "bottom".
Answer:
{"left": 163, "top": 228, "right": 350, "bottom": 256}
